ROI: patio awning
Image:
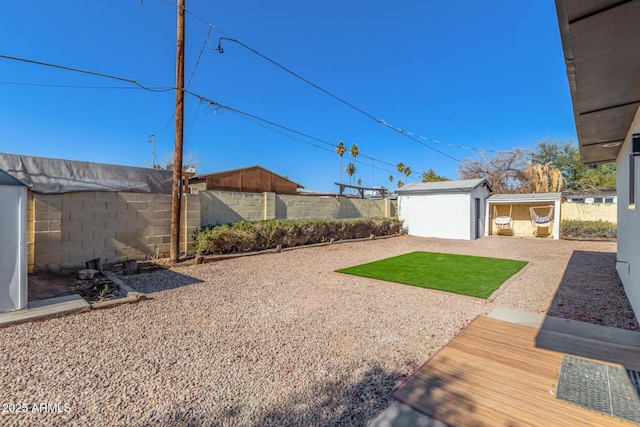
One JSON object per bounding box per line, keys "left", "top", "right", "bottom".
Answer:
{"left": 555, "top": 0, "right": 640, "bottom": 164}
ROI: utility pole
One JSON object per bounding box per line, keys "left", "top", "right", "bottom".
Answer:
{"left": 170, "top": 0, "right": 185, "bottom": 262}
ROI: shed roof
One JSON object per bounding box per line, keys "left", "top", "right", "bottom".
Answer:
{"left": 487, "top": 192, "right": 562, "bottom": 203}
{"left": 0, "top": 169, "right": 26, "bottom": 187}
{"left": 191, "top": 165, "right": 303, "bottom": 188}
{"left": 397, "top": 178, "right": 491, "bottom": 195}
{"left": 0, "top": 153, "right": 173, "bottom": 194}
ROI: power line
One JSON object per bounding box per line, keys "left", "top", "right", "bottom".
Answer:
{"left": 215, "top": 37, "right": 504, "bottom": 158}
{"left": 151, "top": 1, "right": 481, "bottom": 160}
{"left": 184, "top": 90, "right": 403, "bottom": 177}
{"left": 1, "top": 52, "right": 422, "bottom": 180}
{"left": 0, "top": 81, "right": 144, "bottom": 90}
{"left": 0, "top": 54, "right": 174, "bottom": 93}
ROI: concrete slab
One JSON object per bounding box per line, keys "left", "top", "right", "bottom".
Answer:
{"left": 487, "top": 307, "right": 546, "bottom": 328}
{"left": 0, "top": 294, "right": 90, "bottom": 328}
{"left": 368, "top": 401, "right": 447, "bottom": 427}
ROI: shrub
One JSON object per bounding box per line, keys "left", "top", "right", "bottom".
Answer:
{"left": 560, "top": 219, "right": 617, "bottom": 240}
{"left": 194, "top": 217, "right": 402, "bottom": 255}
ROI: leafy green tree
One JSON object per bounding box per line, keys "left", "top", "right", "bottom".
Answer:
{"left": 534, "top": 140, "right": 616, "bottom": 190}
{"left": 421, "top": 168, "right": 450, "bottom": 182}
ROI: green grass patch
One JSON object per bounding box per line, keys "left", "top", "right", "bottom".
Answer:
{"left": 336, "top": 251, "right": 528, "bottom": 299}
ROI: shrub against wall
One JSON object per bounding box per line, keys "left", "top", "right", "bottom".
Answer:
{"left": 560, "top": 219, "right": 617, "bottom": 240}
{"left": 194, "top": 218, "right": 402, "bottom": 255}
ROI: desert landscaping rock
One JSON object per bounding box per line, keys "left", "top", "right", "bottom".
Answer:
{"left": 0, "top": 236, "right": 636, "bottom": 426}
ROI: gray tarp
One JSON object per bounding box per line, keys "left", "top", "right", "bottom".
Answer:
{"left": 0, "top": 153, "right": 173, "bottom": 194}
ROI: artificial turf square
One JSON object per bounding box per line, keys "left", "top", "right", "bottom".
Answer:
{"left": 336, "top": 251, "right": 528, "bottom": 299}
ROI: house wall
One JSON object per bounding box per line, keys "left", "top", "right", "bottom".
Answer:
{"left": 616, "top": 107, "right": 640, "bottom": 319}
{"left": 398, "top": 193, "right": 472, "bottom": 240}
{"left": 560, "top": 202, "right": 617, "bottom": 223}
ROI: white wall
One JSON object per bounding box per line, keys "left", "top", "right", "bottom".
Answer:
{"left": 0, "top": 185, "right": 27, "bottom": 312}
{"left": 616, "top": 107, "right": 640, "bottom": 320}
{"left": 399, "top": 192, "right": 473, "bottom": 240}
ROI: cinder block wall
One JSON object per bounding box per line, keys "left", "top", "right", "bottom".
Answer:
{"left": 200, "top": 191, "right": 395, "bottom": 225}
{"left": 560, "top": 202, "right": 617, "bottom": 223}
{"left": 200, "top": 191, "right": 265, "bottom": 225}
{"left": 30, "top": 189, "right": 394, "bottom": 271}
{"left": 31, "top": 191, "right": 199, "bottom": 272}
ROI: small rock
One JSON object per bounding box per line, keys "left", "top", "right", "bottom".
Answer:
{"left": 78, "top": 269, "right": 99, "bottom": 280}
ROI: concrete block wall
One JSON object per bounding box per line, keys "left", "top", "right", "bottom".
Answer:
{"left": 31, "top": 191, "right": 199, "bottom": 271}
{"left": 30, "top": 189, "right": 393, "bottom": 271}
{"left": 560, "top": 202, "right": 617, "bottom": 223}
{"left": 200, "top": 191, "right": 395, "bottom": 225}
{"left": 32, "top": 193, "right": 63, "bottom": 271}
{"left": 200, "top": 191, "right": 265, "bottom": 225}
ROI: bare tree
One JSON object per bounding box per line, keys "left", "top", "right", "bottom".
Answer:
{"left": 458, "top": 149, "right": 531, "bottom": 194}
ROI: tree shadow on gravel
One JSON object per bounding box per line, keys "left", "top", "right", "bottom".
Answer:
{"left": 545, "top": 250, "right": 638, "bottom": 330}
{"left": 119, "top": 268, "right": 204, "bottom": 294}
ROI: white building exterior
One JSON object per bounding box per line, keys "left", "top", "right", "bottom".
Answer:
{"left": 0, "top": 170, "right": 28, "bottom": 313}
{"left": 556, "top": 0, "right": 640, "bottom": 319}
{"left": 397, "top": 179, "right": 491, "bottom": 240}
{"left": 615, "top": 111, "right": 640, "bottom": 319}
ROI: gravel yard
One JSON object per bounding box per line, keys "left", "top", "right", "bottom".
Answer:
{"left": 1, "top": 235, "right": 637, "bottom": 426}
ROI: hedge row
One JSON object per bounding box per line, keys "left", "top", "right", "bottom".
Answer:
{"left": 193, "top": 218, "right": 403, "bottom": 255}
{"left": 560, "top": 219, "right": 617, "bottom": 240}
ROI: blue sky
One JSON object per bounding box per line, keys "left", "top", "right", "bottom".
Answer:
{"left": 0, "top": 1, "right": 576, "bottom": 192}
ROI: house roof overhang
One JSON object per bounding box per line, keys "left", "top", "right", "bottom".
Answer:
{"left": 555, "top": 0, "right": 640, "bottom": 165}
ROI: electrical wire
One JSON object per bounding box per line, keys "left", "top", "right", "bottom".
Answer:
{"left": 0, "top": 52, "right": 423, "bottom": 180}
{"left": 215, "top": 37, "right": 505, "bottom": 158}
{"left": 152, "top": 0, "right": 480, "bottom": 159}
{"left": 184, "top": 90, "right": 402, "bottom": 177}
{"left": 0, "top": 81, "right": 143, "bottom": 90}
{"left": 0, "top": 54, "right": 174, "bottom": 93}
{"left": 186, "top": 26, "right": 212, "bottom": 89}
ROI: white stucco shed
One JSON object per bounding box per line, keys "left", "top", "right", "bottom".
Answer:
{"left": 397, "top": 178, "right": 492, "bottom": 240}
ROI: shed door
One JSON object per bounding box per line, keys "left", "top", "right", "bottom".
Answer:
{"left": 475, "top": 197, "right": 481, "bottom": 239}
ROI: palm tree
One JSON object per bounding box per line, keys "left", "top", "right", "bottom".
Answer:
{"left": 357, "top": 178, "right": 362, "bottom": 186}
{"left": 335, "top": 141, "right": 346, "bottom": 185}
{"left": 388, "top": 175, "right": 394, "bottom": 183}
{"left": 345, "top": 163, "right": 356, "bottom": 187}
{"left": 397, "top": 180, "right": 403, "bottom": 189}
{"left": 404, "top": 166, "right": 411, "bottom": 185}
{"left": 350, "top": 144, "right": 359, "bottom": 185}
{"left": 397, "top": 162, "right": 405, "bottom": 186}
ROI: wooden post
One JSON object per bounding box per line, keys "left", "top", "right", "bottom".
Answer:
{"left": 170, "top": 0, "right": 185, "bottom": 262}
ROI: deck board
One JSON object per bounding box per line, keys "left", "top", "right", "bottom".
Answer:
{"left": 392, "top": 316, "right": 636, "bottom": 427}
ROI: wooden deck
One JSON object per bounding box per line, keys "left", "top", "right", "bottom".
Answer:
{"left": 392, "top": 316, "right": 637, "bottom": 426}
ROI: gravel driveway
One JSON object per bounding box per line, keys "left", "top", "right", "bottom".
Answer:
{"left": 1, "top": 235, "right": 636, "bottom": 426}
